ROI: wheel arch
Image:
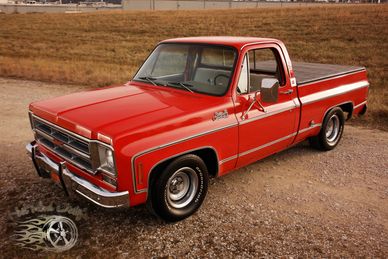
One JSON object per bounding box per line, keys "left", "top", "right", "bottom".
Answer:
{"left": 339, "top": 102, "right": 354, "bottom": 120}
{"left": 310, "top": 102, "right": 348, "bottom": 151}
{"left": 322, "top": 101, "right": 354, "bottom": 122}
{"left": 147, "top": 146, "right": 219, "bottom": 195}
{"left": 359, "top": 103, "right": 367, "bottom": 115}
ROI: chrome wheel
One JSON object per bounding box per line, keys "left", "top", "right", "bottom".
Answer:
{"left": 325, "top": 114, "right": 340, "bottom": 145}
{"left": 309, "top": 107, "right": 345, "bottom": 151}
{"left": 166, "top": 167, "right": 198, "bottom": 209}
{"left": 45, "top": 216, "right": 78, "bottom": 252}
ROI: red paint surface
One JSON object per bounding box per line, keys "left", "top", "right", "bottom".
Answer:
{"left": 29, "top": 37, "right": 369, "bottom": 207}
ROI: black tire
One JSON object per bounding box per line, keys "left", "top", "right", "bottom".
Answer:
{"left": 149, "top": 154, "right": 209, "bottom": 222}
{"left": 309, "top": 107, "right": 345, "bottom": 151}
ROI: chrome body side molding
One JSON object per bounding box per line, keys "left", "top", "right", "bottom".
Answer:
{"left": 219, "top": 123, "right": 322, "bottom": 166}
{"left": 354, "top": 100, "right": 367, "bottom": 109}
{"left": 239, "top": 132, "right": 297, "bottom": 157}
{"left": 132, "top": 81, "right": 367, "bottom": 194}
{"left": 299, "top": 81, "right": 369, "bottom": 105}
{"left": 239, "top": 100, "right": 297, "bottom": 125}
{"left": 131, "top": 123, "right": 238, "bottom": 193}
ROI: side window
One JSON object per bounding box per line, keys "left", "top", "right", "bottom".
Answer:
{"left": 248, "top": 48, "right": 285, "bottom": 92}
{"left": 237, "top": 55, "right": 249, "bottom": 94}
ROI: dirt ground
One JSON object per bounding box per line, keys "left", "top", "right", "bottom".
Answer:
{"left": 0, "top": 77, "right": 387, "bottom": 258}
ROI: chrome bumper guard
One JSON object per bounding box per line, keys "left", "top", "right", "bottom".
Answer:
{"left": 26, "top": 141, "right": 129, "bottom": 208}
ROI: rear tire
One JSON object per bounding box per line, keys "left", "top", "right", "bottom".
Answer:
{"left": 149, "top": 154, "right": 209, "bottom": 222}
{"left": 309, "top": 107, "right": 345, "bottom": 151}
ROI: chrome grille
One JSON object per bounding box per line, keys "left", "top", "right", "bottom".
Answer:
{"left": 31, "top": 115, "right": 93, "bottom": 173}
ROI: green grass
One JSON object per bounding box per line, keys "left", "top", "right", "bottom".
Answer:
{"left": 0, "top": 5, "right": 387, "bottom": 128}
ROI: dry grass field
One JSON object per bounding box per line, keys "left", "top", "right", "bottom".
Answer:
{"left": 0, "top": 5, "right": 387, "bottom": 128}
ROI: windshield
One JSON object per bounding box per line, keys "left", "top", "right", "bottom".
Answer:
{"left": 133, "top": 43, "right": 237, "bottom": 96}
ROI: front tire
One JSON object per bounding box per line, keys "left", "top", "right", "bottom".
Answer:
{"left": 149, "top": 154, "right": 209, "bottom": 222}
{"left": 309, "top": 107, "right": 345, "bottom": 151}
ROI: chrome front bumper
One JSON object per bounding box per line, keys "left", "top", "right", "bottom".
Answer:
{"left": 26, "top": 141, "right": 129, "bottom": 208}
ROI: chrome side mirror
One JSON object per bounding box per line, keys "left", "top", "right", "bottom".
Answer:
{"left": 261, "top": 78, "right": 279, "bottom": 103}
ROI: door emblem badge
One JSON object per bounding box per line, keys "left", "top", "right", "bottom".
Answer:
{"left": 213, "top": 110, "right": 228, "bottom": 121}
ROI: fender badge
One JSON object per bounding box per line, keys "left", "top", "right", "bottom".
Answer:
{"left": 213, "top": 110, "right": 228, "bottom": 121}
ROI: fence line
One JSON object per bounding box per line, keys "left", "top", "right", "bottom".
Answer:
{"left": 0, "top": 1, "right": 382, "bottom": 14}
{"left": 122, "top": 0, "right": 331, "bottom": 11}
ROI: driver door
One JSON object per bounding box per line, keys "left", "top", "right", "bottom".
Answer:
{"left": 234, "top": 45, "right": 298, "bottom": 167}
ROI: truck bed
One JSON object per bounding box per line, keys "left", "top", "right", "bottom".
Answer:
{"left": 293, "top": 62, "right": 365, "bottom": 85}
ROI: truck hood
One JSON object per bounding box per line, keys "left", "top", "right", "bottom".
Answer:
{"left": 30, "top": 82, "right": 228, "bottom": 145}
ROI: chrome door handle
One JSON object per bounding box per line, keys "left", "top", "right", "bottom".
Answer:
{"left": 280, "top": 89, "right": 293, "bottom": 95}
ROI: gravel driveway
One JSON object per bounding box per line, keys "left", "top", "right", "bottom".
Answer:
{"left": 0, "top": 77, "right": 387, "bottom": 258}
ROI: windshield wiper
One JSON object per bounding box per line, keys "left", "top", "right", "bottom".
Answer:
{"left": 138, "top": 76, "right": 159, "bottom": 86}
{"left": 167, "top": 81, "right": 195, "bottom": 93}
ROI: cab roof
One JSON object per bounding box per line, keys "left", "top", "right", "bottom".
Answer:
{"left": 160, "top": 36, "right": 281, "bottom": 49}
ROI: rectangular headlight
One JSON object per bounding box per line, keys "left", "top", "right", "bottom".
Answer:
{"left": 98, "top": 145, "right": 116, "bottom": 173}
{"left": 90, "top": 142, "right": 117, "bottom": 177}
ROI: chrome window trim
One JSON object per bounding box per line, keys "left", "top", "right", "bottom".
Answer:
{"left": 239, "top": 40, "right": 276, "bottom": 50}
{"left": 236, "top": 53, "right": 250, "bottom": 94}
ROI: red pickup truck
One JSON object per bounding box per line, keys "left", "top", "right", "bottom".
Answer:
{"left": 26, "top": 37, "right": 369, "bottom": 221}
